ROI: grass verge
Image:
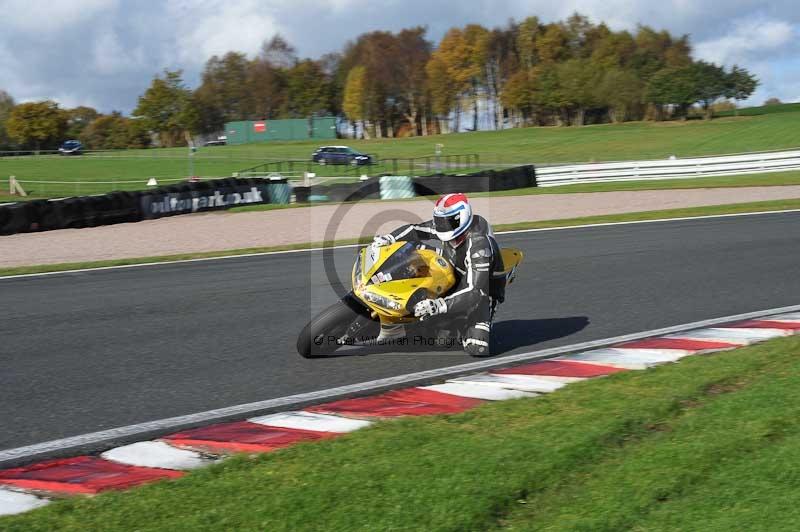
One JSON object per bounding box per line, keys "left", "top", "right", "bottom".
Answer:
{"left": 2, "top": 197, "right": 800, "bottom": 278}
{"left": 3, "top": 334, "right": 800, "bottom": 530}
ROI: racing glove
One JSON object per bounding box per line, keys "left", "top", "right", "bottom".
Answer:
{"left": 373, "top": 234, "right": 396, "bottom": 247}
{"left": 414, "top": 298, "right": 447, "bottom": 318}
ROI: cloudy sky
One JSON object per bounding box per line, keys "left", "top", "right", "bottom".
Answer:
{"left": 0, "top": 0, "right": 798, "bottom": 113}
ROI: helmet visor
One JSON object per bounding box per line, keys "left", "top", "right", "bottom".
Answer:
{"left": 434, "top": 213, "right": 461, "bottom": 234}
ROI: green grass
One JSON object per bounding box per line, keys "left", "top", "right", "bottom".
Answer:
{"left": 3, "top": 196, "right": 800, "bottom": 277}
{"left": 2, "top": 109, "right": 800, "bottom": 198}
{"left": 4, "top": 333, "right": 800, "bottom": 531}
{"left": 715, "top": 101, "right": 800, "bottom": 117}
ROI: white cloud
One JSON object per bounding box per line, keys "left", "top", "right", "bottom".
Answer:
{"left": 317, "top": 0, "right": 366, "bottom": 11}
{"left": 1, "top": 0, "right": 116, "bottom": 32}
{"left": 93, "top": 31, "right": 145, "bottom": 75}
{"left": 695, "top": 16, "right": 796, "bottom": 65}
{"left": 166, "top": 0, "right": 282, "bottom": 66}
{"left": 1, "top": 0, "right": 799, "bottom": 112}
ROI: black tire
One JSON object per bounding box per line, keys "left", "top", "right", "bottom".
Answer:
{"left": 318, "top": 158, "right": 327, "bottom": 166}
{"left": 296, "top": 295, "right": 372, "bottom": 358}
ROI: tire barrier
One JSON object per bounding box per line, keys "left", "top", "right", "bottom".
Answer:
{"left": 0, "top": 177, "right": 283, "bottom": 236}
{"left": 0, "top": 166, "right": 535, "bottom": 235}
{"left": 140, "top": 178, "right": 276, "bottom": 220}
{"left": 379, "top": 175, "right": 416, "bottom": 200}
{"left": 294, "top": 165, "right": 536, "bottom": 204}
{"left": 293, "top": 186, "right": 311, "bottom": 204}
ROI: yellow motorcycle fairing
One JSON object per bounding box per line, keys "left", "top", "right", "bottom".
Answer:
{"left": 352, "top": 242, "right": 455, "bottom": 323}
{"left": 498, "top": 248, "right": 523, "bottom": 284}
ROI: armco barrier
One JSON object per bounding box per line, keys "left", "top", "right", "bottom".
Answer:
{"left": 536, "top": 149, "right": 800, "bottom": 187}
{"left": 0, "top": 177, "right": 282, "bottom": 236}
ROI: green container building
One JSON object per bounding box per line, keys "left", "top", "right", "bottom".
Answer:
{"left": 224, "top": 117, "right": 337, "bottom": 145}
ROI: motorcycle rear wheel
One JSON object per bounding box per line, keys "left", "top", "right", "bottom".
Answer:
{"left": 296, "top": 295, "right": 374, "bottom": 358}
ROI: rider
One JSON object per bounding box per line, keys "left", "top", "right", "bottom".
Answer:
{"left": 373, "top": 193, "right": 504, "bottom": 356}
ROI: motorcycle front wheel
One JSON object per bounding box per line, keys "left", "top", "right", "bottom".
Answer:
{"left": 296, "top": 294, "right": 375, "bottom": 358}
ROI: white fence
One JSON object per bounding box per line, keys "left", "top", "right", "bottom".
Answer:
{"left": 536, "top": 149, "right": 800, "bottom": 187}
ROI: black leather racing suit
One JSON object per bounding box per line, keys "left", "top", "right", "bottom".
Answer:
{"left": 389, "top": 214, "right": 504, "bottom": 356}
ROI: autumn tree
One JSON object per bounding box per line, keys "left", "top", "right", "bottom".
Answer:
{"left": 246, "top": 59, "right": 287, "bottom": 121}
{"left": 428, "top": 26, "right": 489, "bottom": 131}
{"left": 631, "top": 26, "right": 672, "bottom": 79}
{"left": 535, "top": 23, "right": 569, "bottom": 64}
{"left": 515, "top": 17, "right": 541, "bottom": 70}
{"left": 6, "top": 100, "right": 68, "bottom": 150}
{"left": 78, "top": 113, "right": 151, "bottom": 150}
{"left": 342, "top": 65, "right": 368, "bottom": 138}
{"left": 244, "top": 42, "right": 292, "bottom": 121}
{"left": 532, "top": 64, "right": 568, "bottom": 124}
{"left": 691, "top": 61, "right": 731, "bottom": 119}
{"left": 645, "top": 66, "right": 698, "bottom": 120}
{"left": 0, "top": 90, "right": 15, "bottom": 148}
{"left": 485, "top": 26, "right": 516, "bottom": 130}
{"left": 134, "top": 70, "right": 199, "bottom": 146}
{"left": 260, "top": 35, "right": 297, "bottom": 69}
{"left": 285, "top": 59, "right": 333, "bottom": 117}
{"left": 65, "top": 106, "right": 100, "bottom": 140}
{"left": 425, "top": 54, "right": 458, "bottom": 133}
{"left": 122, "top": 12, "right": 760, "bottom": 137}
{"left": 395, "top": 27, "right": 431, "bottom": 136}
{"left": 80, "top": 113, "right": 128, "bottom": 149}
{"left": 563, "top": 13, "right": 596, "bottom": 58}
{"left": 194, "top": 52, "right": 252, "bottom": 133}
{"left": 590, "top": 29, "right": 636, "bottom": 69}
{"left": 726, "top": 65, "right": 758, "bottom": 115}
{"left": 597, "top": 68, "right": 645, "bottom": 122}
{"left": 501, "top": 67, "right": 537, "bottom": 125}
{"left": 556, "top": 58, "right": 603, "bottom": 125}
{"left": 245, "top": 35, "right": 298, "bottom": 121}
{"left": 338, "top": 29, "right": 432, "bottom": 137}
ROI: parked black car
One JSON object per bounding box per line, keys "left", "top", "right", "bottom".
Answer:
{"left": 58, "top": 140, "right": 83, "bottom": 155}
{"left": 312, "top": 146, "right": 372, "bottom": 166}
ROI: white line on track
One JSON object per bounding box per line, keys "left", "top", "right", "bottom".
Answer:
{"left": 1, "top": 208, "right": 798, "bottom": 281}
{"left": 2, "top": 303, "right": 799, "bottom": 468}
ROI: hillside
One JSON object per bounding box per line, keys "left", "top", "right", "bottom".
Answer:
{"left": 1, "top": 109, "right": 799, "bottom": 198}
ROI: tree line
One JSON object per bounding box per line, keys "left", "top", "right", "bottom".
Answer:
{"left": 0, "top": 13, "right": 760, "bottom": 150}
{"left": 0, "top": 94, "right": 151, "bottom": 151}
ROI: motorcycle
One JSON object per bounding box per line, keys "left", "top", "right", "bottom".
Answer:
{"left": 296, "top": 240, "right": 523, "bottom": 358}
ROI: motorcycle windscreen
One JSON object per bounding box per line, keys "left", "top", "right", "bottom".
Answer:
{"left": 368, "top": 242, "right": 430, "bottom": 284}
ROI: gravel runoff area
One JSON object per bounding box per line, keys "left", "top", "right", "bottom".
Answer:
{"left": 2, "top": 185, "right": 800, "bottom": 268}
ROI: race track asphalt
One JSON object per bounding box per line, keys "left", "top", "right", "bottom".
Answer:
{"left": 2, "top": 211, "right": 799, "bottom": 450}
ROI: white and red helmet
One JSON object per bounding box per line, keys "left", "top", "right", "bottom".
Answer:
{"left": 433, "top": 193, "right": 473, "bottom": 242}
